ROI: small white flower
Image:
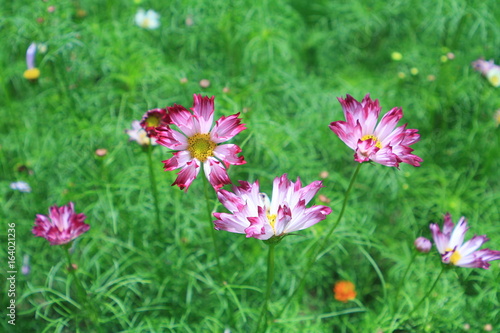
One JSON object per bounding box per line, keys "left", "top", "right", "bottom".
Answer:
{"left": 135, "top": 9, "right": 160, "bottom": 30}
{"left": 486, "top": 67, "right": 500, "bottom": 87}
{"left": 10, "top": 181, "right": 31, "bottom": 193}
{"left": 126, "top": 120, "right": 157, "bottom": 146}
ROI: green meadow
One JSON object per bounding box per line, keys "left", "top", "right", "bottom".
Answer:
{"left": 1, "top": 0, "right": 499, "bottom": 332}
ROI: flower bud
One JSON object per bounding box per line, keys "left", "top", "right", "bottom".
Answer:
{"left": 414, "top": 237, "right": 432, "bottom": 253}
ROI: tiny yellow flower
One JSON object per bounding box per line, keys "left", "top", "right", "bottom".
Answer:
{"left": 23, "top": 68, "right": 40, "bottom": 80}
{"left": 410, "top": 67, "right": 419, "bottom": 75}
{"left": 440, "top": 55, "right": 448, "bottom": 63}
{"left": 391, "top": 52, "right": 403, "bottom": 61}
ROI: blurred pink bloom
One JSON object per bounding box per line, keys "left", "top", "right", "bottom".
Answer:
{"left": 414, "top": 237, "right": 432, "bottom": 253}
{"left": 213, "top": 174, "right": 332, "bottom": 240}
{"left": 140, "top": 108, "right": 168, "bottom": 137}
{"left": 155, "top": 94, "right": 246, "bottom": 191}
{"left": 472, "top": 59, "right": 500, "bottom": 87}
{"left": 430, "top": 213, "right": 500, "bottom": 269}
{"left": 32, "top": 203, "right": 90, "bottom": 245}
{"left": 329, "top": 94, "right": 422, "bottom": 168}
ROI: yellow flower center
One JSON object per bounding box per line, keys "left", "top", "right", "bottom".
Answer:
{"left": 146, "top": 115, "right": 161, "bottom": 127}
{"left": 267, "top": 214, "right": 277, "bottom": 234}
{"left": 445, "top": 247, "right": 462, "bottom": 265}
{"left": 23, "top": 68, "right": 40, "bottom": 80}
{"left": 488, "top": 74, "right": 500, "bottom": 87}
{"left": 187, "top": 133, "right": 216, "bottom": 162}
{"left": 361, "top": 134, "right": 383, "bottom": 148}
{"left": 141, "top": 18, "right": 150, "bottom": 28}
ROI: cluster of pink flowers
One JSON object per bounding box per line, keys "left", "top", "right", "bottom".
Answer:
{"left": 32, "top": 93, "right": 500, "bottom": 274}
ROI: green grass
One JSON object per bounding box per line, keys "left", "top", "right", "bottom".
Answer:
{"left": 1, "top": 0, "right": 499, "bottom": 332}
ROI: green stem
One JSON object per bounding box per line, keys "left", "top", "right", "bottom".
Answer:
{"left": 146, "top": 140, "right": 161, "bottom": 232}
{"left": 62, "top": 244, "right": 87, "bottom": 305}
{"left": 393, "top": 264, "right": 446, "bottom": 330}
{"left": 408, "top": 265, "right": 446, "bottom": 317}
{"left": 202, "top": 175, "right": 223, "bottom": 279}
{"left": 393, "top": 250, "right": 418, "bottom": 311}
{"left": 255, "top": 243, "right": 276, "bottom": 333}
{"left": 276, "top": 163, "right": 362, "bottom": 318}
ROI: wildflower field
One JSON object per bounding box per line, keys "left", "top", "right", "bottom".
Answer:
{"left": 2, "top": 0, "right": 500, "bottom": 332}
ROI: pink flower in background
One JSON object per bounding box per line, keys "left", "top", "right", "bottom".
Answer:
{"left": 472, "top": 58, "right": 500, "bottom": 87}
{"left": 329, "top": 94, "right": 422, "bottom": 168}
{"left": 33, "top": 203, "right": 90, "bottom": 245}
{"left": 140, "top": 108, "right": 169, "bottom": 137}
{"left": 155, "top": 94, "right": 246, "bottom": 191}
{"left": 213, "top": 174, "right": 332, "bottom": 240}
{"left": 430, "top": 213, "right": 500, "bottom": 269}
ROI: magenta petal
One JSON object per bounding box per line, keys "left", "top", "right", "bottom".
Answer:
{"left": 191, "top": 94, "right": 215, "bottom": 133}
{"left": 172, "top": 159, "right": 200, "bottom": 191}
{"left": 211, "top": 113, "right": 246, "bottom": 143}
{"left": 32, "top": 203, "right": 89, "bottom": 245}
{"left": 204, "top": 158, "right": 231, "bottom": 190}
{"left": 214, "top": 144, "right": 246, "bottom": 165}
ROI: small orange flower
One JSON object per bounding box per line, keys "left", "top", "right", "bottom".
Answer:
{"left": 333, "top": 281, "right": 356, "bottom": 303}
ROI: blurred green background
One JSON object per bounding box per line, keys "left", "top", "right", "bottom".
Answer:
{"left": 1, "top": 0, "right": 499, "bottom": 332}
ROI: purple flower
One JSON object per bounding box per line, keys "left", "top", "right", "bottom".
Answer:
{"left": 430, "top": 213, "right": 500, "bottom": 269}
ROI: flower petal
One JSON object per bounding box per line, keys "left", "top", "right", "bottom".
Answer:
{"left": 213, "top": 144, "right": 246, "bottom": 165}
{"left": 171, "top": 159, "right": 201, "bottom": 191}
{"left": 210, "top": 113, "right": 246, "bottom": 143}
{"left": 191, "top": 94, "right": 215, "bottom": 133}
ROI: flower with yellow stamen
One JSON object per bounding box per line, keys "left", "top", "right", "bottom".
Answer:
{"left": 329, "top": 94, "right": 422, "bottom": 168}
{"left": 155, "top": 94, "right": 246, "bottom": 191}
{"left": 214, "top": 174, "right": 332, "bottom": 240}
{"left": 430, "top": 213, "right": 500, "bottom": 269}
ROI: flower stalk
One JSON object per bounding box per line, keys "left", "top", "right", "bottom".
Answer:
{"left": 276, "top": 163, "right": 362, "bottom": 318}
{"left": 203, "top": 175, "right": 223, "bottom": 279}
{"left": 146, "top": 138, "right": 162, "bottom": 232}
{"left": 255, "top": 243, "right": 276, "bottom": 333}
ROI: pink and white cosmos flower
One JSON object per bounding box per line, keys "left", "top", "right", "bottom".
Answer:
{"left": 430, "top": 213, "right": 500, "bottom": 269}
{"left": 329, "top": 94, "right": 422, "bottom": 168}
{"left": 32, "top": 203, "right": 90, "bottom": 246}
{"left": 213, "top": 174, "right": 332, "bottom": 240}
{"left": 155, "top": 94, "right": 246, "bottom": 191}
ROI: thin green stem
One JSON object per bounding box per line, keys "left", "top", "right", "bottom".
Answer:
{"left": 393, "top": 265, "right": 446, "bottom": 330}
{"left": 393, "top": 250, "right": 418, "bottom": 311}
{"left": 276, "top": 163, "right": 363, "bottom": 318}
{"left": 408, "top": 265, "right": 446, "bottom": 317}
{"left": 255, "top": 243, "right": 276, "bottom": 333}
{"left": 146, "top": 140, "right": 161, "bottom": 232}
{"left": 202, "top": 175, "right": 223, "bottom": 279}
{"left": 62, "top": 244, "right": 87, "bottom": 305}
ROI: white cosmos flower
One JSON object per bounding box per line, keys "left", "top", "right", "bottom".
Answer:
{"left": 135, "top": 9, "right": 160, "bottom": 30}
